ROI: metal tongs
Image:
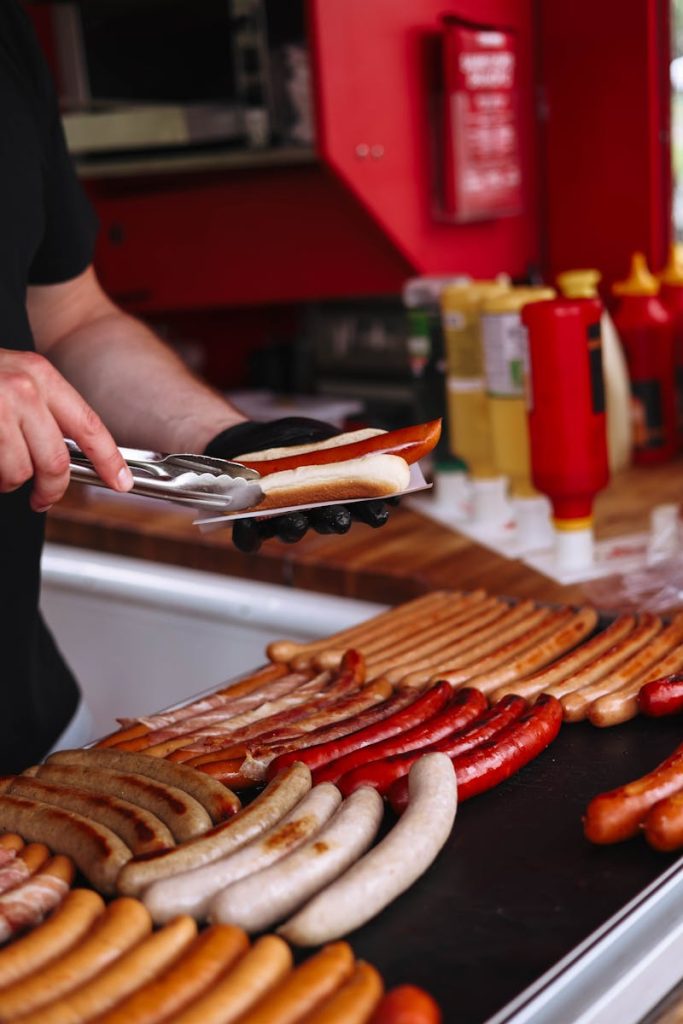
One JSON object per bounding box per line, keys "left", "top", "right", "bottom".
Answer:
{"left": 66, "top": 438, "right": 264, "bottom": 512}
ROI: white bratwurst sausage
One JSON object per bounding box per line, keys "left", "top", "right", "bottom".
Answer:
{"left": 117, "top": 762, "right": 311, "bottom": 897}
{"left": 210, "top": 786, "right": 384, "bottom": 933}
{"left": 143, "top": 783, "right": 341, "bottom": 923}
{"left": 277, "top": 753, "right": 457, "bottom": 946}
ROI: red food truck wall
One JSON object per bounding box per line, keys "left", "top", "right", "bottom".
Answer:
{"left": 537, "top": 0, "right": 672, "bottom": 289}
{"left": 25, "top": 2, "right": 672, "bottom": 305}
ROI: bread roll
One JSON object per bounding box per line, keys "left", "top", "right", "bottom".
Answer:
{"left": 237, "top": 428, "right": 385, "bottom": 463}
{"left": 255, "top": 454, "right": 410, "bottom": 510}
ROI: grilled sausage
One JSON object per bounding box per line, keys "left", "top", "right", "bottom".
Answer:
{"left": 162, "top": 934, "right": 293, "bottom": 1024}
{"left": 0, "top": 843, "right": 50, "bottom": 896}
{"left": 0, "top": 888, "right": 104, "bottom": 990}
{"left": 46, "top": 749, "right": 240, "bottom": 823}
{"left": 97, "top": 663, "right": 289, "bottom": 749}
{"left": 13, "top": 915, "right": 198, "bottom": 1024}
{"left": 267, "top": 591, "right": 454, "bottom": 667}
{"left": 0, "top": 855, "right": 75, "bottom": 944}
{"left": 447, "top": 608, "right": 598, "bottom": 695}
{"left": 491, "top": 615, "right": 636, "bottom": 702}
{"left": 588, "top": 641, "right": 683, "bottom": 727}
{"left": 0, "top": 897, "right": 150, "bottom": 1018}
{"left": 31, "top": 764, "right": 211, "bottom": 843}
{"left": 93, "top": 924, "right": 249, "bottom": 1024}
{"left": 232, "top": 942, "right": 355, "bottom": 1024}
{"left": 117, "top": 763, "right": 311, "bottom": 897}
{"left": 2, "top": 776, "right": 173, "bottom": 857}
{"left": 143, "top": 783, "right": 341, "bottom": 924}
{"left": 279, "top": 755, "right": 456, "bottom": 946}
{"left": 584, "top": 741, "right": 683, "bottom": 844}
{"left": 0, "top": 795, "right": 132, "bottom": 895}
{"left": 210, "top": 787, "right": 384, "bottom": 934}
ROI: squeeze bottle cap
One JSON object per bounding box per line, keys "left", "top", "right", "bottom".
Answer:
{"left": 612, "top": 252, "right": 659, "bottom": 297}
{"left": 556, "top": 268, "right": 601, "bottom": 299}
{"left": 658, "top": 243, "right": 683, "bottom": 287}
{"left": 513, "top": 494, "right": 554, "bottom": 551}
{"left": 471, "top": 476, "right": 510, "bottom": 528}
{"left": 482, "top": 287, "right": 556, "bottom": 314}
{"left": 553, "top": 521, "right": 595, "bottom": 572}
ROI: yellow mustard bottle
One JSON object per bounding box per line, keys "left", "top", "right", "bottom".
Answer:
{"left": 480, "top": 287, "right": 555, "bottom": 500}
{"left": 440, "top": 280, "right": 509, "bottom": 480}
{"left": 557, "top": 268, "right": 632, "bottom": 472}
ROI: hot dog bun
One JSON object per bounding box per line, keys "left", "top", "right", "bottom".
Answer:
{"left": 236, "top": 420, "right": 441, "bottom": 477}
{"left": 255, "top": 454, "right": 411, "bottom": 511}
{"left": 237, "top": 428, "right": 385, "bottom": 462}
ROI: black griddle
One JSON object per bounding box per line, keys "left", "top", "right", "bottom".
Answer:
{"left": 341, "top": 715, "right": 683, "bottom": 1023}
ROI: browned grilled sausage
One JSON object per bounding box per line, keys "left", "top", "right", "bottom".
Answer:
{"left": 0, "top": 795, "right": 132, "bottom": 894}
{"left": 46, "top": 749, "right": 240, "bottom": 824}
{"left": 31, "top": 764, "right": 211, "bottom": 843}
{"left": 1, "top": 776, "right": 174, "bottom": 856}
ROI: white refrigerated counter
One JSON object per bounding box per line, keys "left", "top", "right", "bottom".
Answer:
{"left": 40, "top": 543, "right": 384, "bottom": 740}
{"left": 37, "top": 545, "right": 683, "bottom": 1024}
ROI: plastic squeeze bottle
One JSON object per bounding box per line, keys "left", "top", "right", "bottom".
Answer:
{"left": 522, "top": 299, "right": 610, "bottom": 571}
{"left": 441, "top": 280, "right": 510, "bottom": 526}
{"left": 481, "top": 286, "right": 556, "bottom": 498}
{"left": 657, "top": 244, "right": 683, "bottom": 446}
{"left": 403, "top": 276, "right": 470, "bottom": 515}
{"left": 557, "top": 268, "right": 632, "bottom": 472}
{"left": 612, "top": 252, "right": 677, "bottom": 464}
{"left": 480, "top": 286, "right": 556, "bottom": 549}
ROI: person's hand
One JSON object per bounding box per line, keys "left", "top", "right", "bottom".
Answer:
{"left": 0, "top": 349, "right": 133, "bottom": 512}
{"left": 205, "top": 417, "right": 396, "bottom": 552}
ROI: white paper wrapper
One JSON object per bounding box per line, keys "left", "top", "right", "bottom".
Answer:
{"left": 193, "top": 464, "right": 431, "bottom": 530}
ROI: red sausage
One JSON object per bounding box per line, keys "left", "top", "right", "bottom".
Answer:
{"left": 644, "top": 790, "right": 683, "bottom": 851}
{"left": 337, "top": 695, "right": 526, "bottom": 797}
{"left": 312, "top": 687, "right": 488, "bottom": 786}
{"left": 388, "top": 695, "right": 562, "bottom": 814}
{"left": 584, "top": 741, "right": 683, "bottom": 844}
{"left": 266, "top": 682, "right": 463, "bottom": 780}
{"left": 239, "top": 419, "right": 442, "bottom": 475}
{"left": 638, "top": 674, "right": 683, "bottom": 717}
{"left": 370, "top": 984, "right": 442, "bottom": 1024}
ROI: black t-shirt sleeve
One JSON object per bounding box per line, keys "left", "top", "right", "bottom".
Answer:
{"left": 21, "top": 12, "right": 98, "bottom": 285}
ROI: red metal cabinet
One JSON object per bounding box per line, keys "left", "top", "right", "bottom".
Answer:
{"left": 81, "top": 0, "right": 539, "bottom": 313}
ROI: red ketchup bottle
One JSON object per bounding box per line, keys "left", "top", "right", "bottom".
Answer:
{"left": 612, "top": 252, "right": 677, "bottom": 463}
{"left": 522, "top": 298, "right": 609, "bottom": 570}
{"left": 658, "top": 244, "right": 683, "bottom": 446}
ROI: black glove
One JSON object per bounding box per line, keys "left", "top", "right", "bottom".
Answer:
{"left": 205, "top": 417, "right": 394, "bottom": 553}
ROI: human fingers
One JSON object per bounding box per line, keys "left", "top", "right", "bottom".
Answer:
{"left": 26, "top": 354, "right": 133, "bottom": 493}
{"left": 309, "top": 506, "right": 352, "bottom": 535}
{"left": 231, "top": 519, "right": 262, "bottom": 553}
{"left": 0, "top": 363, "right": 73, "bottom": 510}
{"left": 231, "top": 513, "right": 310, "bottom": 552}
{"left": 349, "top": 500, "right": 390, "bottom": 528}
{"left": 0, "top": 408, "right": 34, "bottom": 496}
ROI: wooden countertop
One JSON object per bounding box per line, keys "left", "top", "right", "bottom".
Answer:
{"left": 45, "top": 459, "right": 683, "bottom": 609}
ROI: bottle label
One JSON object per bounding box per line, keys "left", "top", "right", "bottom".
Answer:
{"left": 448, "top": 375, "right": 485, "bottom": 393}
{"left": 443, "top": 316, "right": 484, "bottom": 378}
{"left": 587, "top": 320, "right": 606, "bottom": 414}
{"left": 481, "top": 312, "right": 528, "bottom": 397}
{"left": 631, "top": 379, "right": 664, "bottom": 449}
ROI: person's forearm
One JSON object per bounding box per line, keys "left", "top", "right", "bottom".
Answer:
{"left": 47, "top": 310, "right": 246, "bottom": 453}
